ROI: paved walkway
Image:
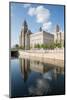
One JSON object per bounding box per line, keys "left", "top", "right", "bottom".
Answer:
{"left": 19, "top": 50, "right": 64, "bottom": 67}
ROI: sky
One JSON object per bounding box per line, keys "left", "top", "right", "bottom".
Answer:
{"left": 10, "top": 2, "right": 65, "bottom": 47}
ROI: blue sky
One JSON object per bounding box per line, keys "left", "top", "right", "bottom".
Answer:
{"left": 10, "top": 2, "right": 65, "bottom": 47}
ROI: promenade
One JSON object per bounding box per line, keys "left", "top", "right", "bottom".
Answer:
{"left": 19, "top": 49, "right": 64, "bottom": 67}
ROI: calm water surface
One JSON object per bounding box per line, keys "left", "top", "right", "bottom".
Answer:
{"left": 10, "top": 58, "right": 65, "bottom": 98}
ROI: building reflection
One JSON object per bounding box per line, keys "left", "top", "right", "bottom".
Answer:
{"left": 19, "top": 58, "right": 64, "bottom": 96}
{"left": 19, "top": 58, "right": 64, "bottom": 82}
{"left": 19, "top": 58, "right": 30, "bottom": 82}
{"left": 30, "top": 60, "right": 64, "bottom": 79}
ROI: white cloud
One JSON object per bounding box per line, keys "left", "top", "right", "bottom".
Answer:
{"left": 28, "top": 6, "right": 50, "bottom": 23}
{"left": 28, "top": 7, "right": 36, "bottom": 16}
{"left": 23, "top": 4, "right": 31, "bottom": 8}
{"left": 28, "top": 6, "right": 52, "bottom": 32}
{"left": 42, "top": 22, "right": 52, "bottom": 31}
{"left": 36, "top": 6, "right": 50, "bottom": 23}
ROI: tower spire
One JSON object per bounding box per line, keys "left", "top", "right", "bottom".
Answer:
{"left": 22, "top": 20, "right": 28, "bottom": 33}
{"left": 56, "top": 24, "right": 60, "bottom": 33}
{"left": 39, "top": 27, "right": 42, "bottom": 32}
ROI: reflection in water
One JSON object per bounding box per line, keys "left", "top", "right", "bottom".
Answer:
{"left": 19, "top": 59, "right": 30, "bottom": 82}
{"left": 11, "top": 58, "right": 64, "bottom": 97}
{"left": 28, "top": 78, "right": 50, "bottom": 96}
{"left": 18, "top": 58, "right": 64, "bottom": 96}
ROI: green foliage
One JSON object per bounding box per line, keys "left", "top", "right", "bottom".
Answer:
{"left": 34, "top": 44, "right": 41, "bottom": 49}
{"left": 40, "top": 43, "right": 55, "bottom": 49}
{"left": 57, "top": 43, "right": 62, "bottom": 48}
{"left": 40, "top": 44, "right": 44, "bottom": 48}
{"left": 34, "top": 42, "right": 62, "bottom": 49}
{"left": 30, "top": 45, "right": 32, "bottom": 49}
{"left": 15, "top": 44, "right": 19, "bottom": 48}
{"left": 19, "top": 46, "right": 24, "bottom": 50}
{"left": 54, "top": 42, "right": 62, "bottom": 48}
{"left": 49, "top": 43, "right": 55, "bottom": 49}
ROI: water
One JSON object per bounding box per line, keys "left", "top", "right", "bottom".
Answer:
{"left": 10, "top": 58, "right": 65, "bottom": 98}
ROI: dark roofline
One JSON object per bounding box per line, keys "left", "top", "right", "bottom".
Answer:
{"left": 43, "top": 31, "right": 54, "bottom": 36}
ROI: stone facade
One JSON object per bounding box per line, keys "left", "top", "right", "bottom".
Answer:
{"left": 19, "top": 20, "right": 32, "bottom": 49}
{"left": 30, "top": 32, "right": 43, "bottom": 48}
{"left": 54, "top": 25, "right": 64, "bottom": 46}
{"left": 25, "top": 30, "right": 32, "bottom": 50}
{"left": 19, "top": 21, "right": 64, "bottom": 49}
{"left": 30, "top": 31, "right": 54, "bottom": 48}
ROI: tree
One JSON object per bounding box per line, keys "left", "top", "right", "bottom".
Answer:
{"left": 15, "top": 44, "right": 19, "bottom": 48}
{"left": 40, "top": 44, "right": 44, "bottom": 49}
{"left": 55, "top": 42, "right": 62, "bottom": 48}
{"left": 50, "top": 43, "right": 55, "bottom": 49}
{"left": 19, "top": 46, "right": 24, "bottom": 50}
{"left": 34, "top": 44, "right": 41, "bottom": 49}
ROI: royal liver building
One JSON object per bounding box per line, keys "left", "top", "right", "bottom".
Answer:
{"left": 19, "top": 20, "right": 32, "bottom": 50}
{"left": 19, "top": 20, "right": 64, "bottom": 50}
